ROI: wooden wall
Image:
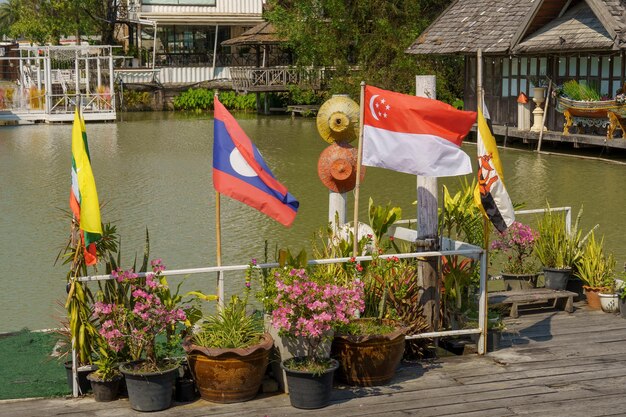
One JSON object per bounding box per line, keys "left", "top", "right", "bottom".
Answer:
{"left": 464, "top": 53, "right": 625, "bottom": 132}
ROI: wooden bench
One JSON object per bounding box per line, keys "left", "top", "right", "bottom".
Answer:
{"left": 488, "top": 288, "right": 577, "bottom": 318}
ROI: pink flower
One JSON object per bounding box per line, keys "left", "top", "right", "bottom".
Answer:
{"left": 271, "top": 271, "right": 364, "bottom": 358}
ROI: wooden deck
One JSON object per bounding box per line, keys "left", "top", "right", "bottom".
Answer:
{"left": 3, "top": 303, "right": 626, "bottom": 416}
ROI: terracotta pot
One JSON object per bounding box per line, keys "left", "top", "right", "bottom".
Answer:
{"left": 583, "top": 286, "right": 605, "bottom": 310}
{"left": 331, "top": 319, "right": 405, "bottom": 386}
{"left": 183, "top": 333, "right": 272, "bottom": 403}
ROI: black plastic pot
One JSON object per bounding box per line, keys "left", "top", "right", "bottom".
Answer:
{"left": 64, "top": 362, "right": 96, "bottom": 395}
{"left": 502, "top": 273, "right": 537, "bottom": 291}
{"left": 119, "top": 362, "right": 178, "bottom": 412}
{"left": 566, "top": 276, "right": 585, "bottom": 301}
{"left": 543, "top": 268, "right": 571, "bottom": 290}
{"left": 87, "top": 372, "right": 122, "bottom": 402}
{"left": 619, "top": 297, "right": 626, "bottom": 319}
{"left": 281, "top": 358, "right": 338, "bottom": 409}
{"left": 175, "top": 377, "right": 197, "bottom": 402}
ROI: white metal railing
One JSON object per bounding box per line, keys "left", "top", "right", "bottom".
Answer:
{"left": 72, "top": 243, "right": 487, "bottom": 396}
{"left": 230, "top": 67, "right": 324, "bottom": 91}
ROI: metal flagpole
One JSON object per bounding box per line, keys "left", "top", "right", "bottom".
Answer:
{"left": 214, "top": 92, "right": 224, "bottom": 311}
{"left": 352, "top": 81, "right": 366, "bottom": 258}
{"left": 477, "top": 48, "right": 488, "bottom": 355}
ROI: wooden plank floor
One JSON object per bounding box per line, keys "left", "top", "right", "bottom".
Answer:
{"left": 3, "top": 302, "right": 626, "bottom": 416}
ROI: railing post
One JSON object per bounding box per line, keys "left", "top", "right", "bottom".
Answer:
{"left": 478, "top": 249, "right": 487, "bottom": 355}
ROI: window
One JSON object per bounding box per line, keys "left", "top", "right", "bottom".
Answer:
{"left": 142, "top": 0, "right": 216, "bottom": 5}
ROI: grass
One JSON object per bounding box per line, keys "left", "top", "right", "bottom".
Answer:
{"left": 0, "top": 329, "right": 70, "bottom": 400}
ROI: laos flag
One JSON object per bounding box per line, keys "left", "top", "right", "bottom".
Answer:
{"left": 212, "top": 97, "right": 299, "bottom": 227}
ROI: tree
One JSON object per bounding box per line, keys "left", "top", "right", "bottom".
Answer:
{"left": 0, "top": 0, "right": 20, "bottom": 37}
{"left": 265, "top": 0, "right": 464, "bottom": 104}
{"left": 6, "top": 0, "right": 127, "bottom": 46}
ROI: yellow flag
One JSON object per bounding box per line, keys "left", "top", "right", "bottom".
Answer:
{"left": 71, "top": 109, "right": 102, "bottom": 240}
{"left": 473, "top": 107, "right": 515, "bottom": 232}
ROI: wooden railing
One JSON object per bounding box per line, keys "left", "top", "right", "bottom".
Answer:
{"left": 230, "top": 67, "right": 325, "bottom": 92}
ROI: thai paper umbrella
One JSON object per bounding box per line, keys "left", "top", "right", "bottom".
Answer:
{"left": 316, "top": 95, "right": 360, "bottom": 144}
{"left": 317, "top": 142, "right": 365, "bottom": 193}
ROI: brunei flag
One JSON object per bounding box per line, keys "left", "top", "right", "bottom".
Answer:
{"left": 473, "top": 106, "right": 515, "bottom": 233}
{"left": 70, "top": 109, "right": 102, "bottom": 265}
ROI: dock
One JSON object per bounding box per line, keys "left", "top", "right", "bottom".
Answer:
{"left": 3, "top": 303, "right": 626, "bottom": 416}
{"left": 287, "top": 104, "right": 320, "bottom": 117}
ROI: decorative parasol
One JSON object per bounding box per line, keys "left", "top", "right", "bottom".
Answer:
{"left": 316, "top": 95, "right": 360, "bottom": 144}
{"left": 317, "top": 142, "right": 365, "bottom": 193}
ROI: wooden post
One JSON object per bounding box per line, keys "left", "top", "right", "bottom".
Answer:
{"left": 477, "top": 48, "right": 488, "bottom": 354}
{"left": 212, "top": 24, "right": 219, "bottom": 80}
{"left": 352, "top": 82, "right": 366, "bottom": 258}
{"left": 415, "top": 75, "right": 439, "bottom": 331}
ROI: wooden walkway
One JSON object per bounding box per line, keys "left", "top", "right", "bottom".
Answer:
{"left": 3, "top": 303, "right": 626, "bottom": 416}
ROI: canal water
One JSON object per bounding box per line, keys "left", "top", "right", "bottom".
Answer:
{"left": 1, "top": 111, "right": 625, "bottom": 332}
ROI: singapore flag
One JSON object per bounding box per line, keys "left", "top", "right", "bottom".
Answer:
{"left": 362, "top": 85, "right": 477, "bottom": 177}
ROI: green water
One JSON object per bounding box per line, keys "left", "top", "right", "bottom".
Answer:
{"left": 1, "top": 111, "right": 625, "bottom": 332}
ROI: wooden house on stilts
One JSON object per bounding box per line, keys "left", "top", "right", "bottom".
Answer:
{"left": 406, "top": 0, "right": 626, "bottom": 147}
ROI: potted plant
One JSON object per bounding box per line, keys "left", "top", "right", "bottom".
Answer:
{"left": 465, "top": 308, "right": 505, "bottom": 352}
{"left": 331, "top": 247, "right": 409, "bottom": 387}
{"left": 599, "top": 280, "right": 620, "bottom": 313}
{"left": 271, "top": 268, "right": 364, "bottom": 409}
{"left": 534, "top": 207, "right": 584, "bottom": 290}
{"left": 93, "top": 259, "right": 188, "bottom": 412}
{"left": 617, "top": 274, "right": 626, "bottom": 319}
{"left": 575, "top": 233, "right": 615, "bottom": 310}
{"left": 491, "top": 222, "right": 539, "bottom": 290}
{"left": 86, "top": 346, "right": 122, "bottom": 402}
{"left": 251, "top": 251, "right": 328, "bottom": 394}
{"left": 182, "top": 269, "right": 272, "bottom": 404}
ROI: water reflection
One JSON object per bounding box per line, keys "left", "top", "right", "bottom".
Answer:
{"left": 1, "top": 112, "right": 625, "bottom": 331}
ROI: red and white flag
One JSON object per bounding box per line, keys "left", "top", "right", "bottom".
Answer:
{"left": 362, "top": 85, "right": 477, "bottom": 177}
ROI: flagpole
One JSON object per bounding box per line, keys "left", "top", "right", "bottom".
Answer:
{"left": 352, "top": 81, "right": 366, "bottom": 258}
{"left": 214, "top": 91, "right": 224, "bottom": 311}
{"left": 477, "top": 48, "right": 489, "bottom": 354}
{"left": 215, "top": 190, "right": 224, "bottom": 310}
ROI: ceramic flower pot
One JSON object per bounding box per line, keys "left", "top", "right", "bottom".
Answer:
{"left": 331, "top": 319, "right": 405, "bottom": 386}
{"left": 599, "top": 293, "right": 620, "bottom": 313}
{"left": 183, "top": 333, "right": 272, "bottom": 403}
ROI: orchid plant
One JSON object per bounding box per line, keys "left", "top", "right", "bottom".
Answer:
{"left": 491, "top": 222, "right": 539, "bottom": 275}
{"left": 94, "top": 259, "right": 188, "bottom": 372}
{"left": 272, "top": 268, "right": 364, "bottom": 367}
